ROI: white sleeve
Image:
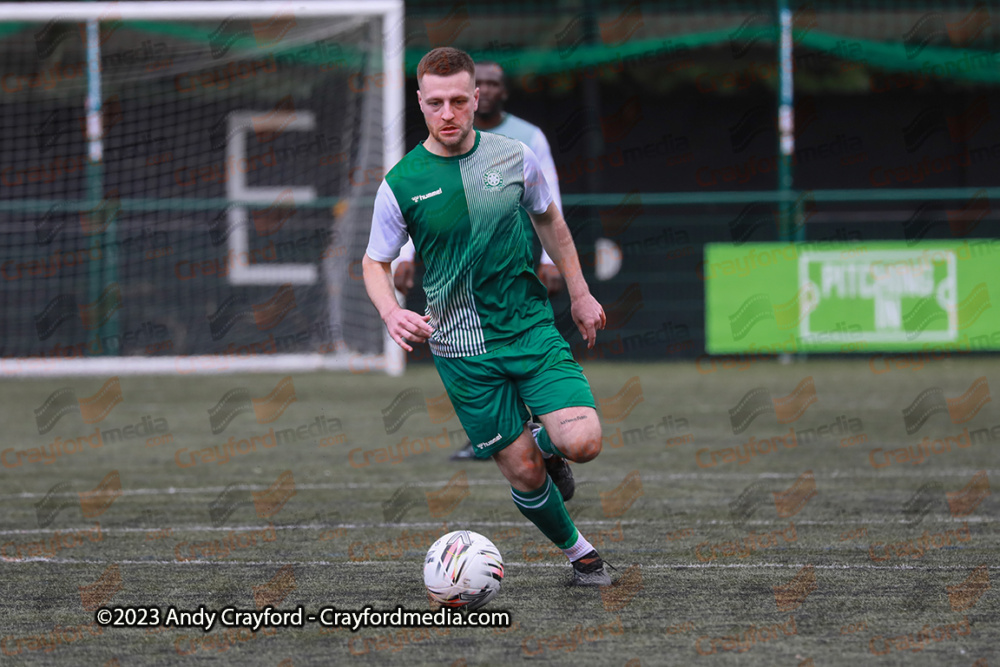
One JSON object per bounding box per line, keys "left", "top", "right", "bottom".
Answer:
{"left": 529, "top": 127, "right": 562, "bottom": 214}
{"left": 520, "top": 142, "right": 554, "bottom": 216}
{"left": 365, "top": 179, "right": 408, "bottom": 262}
{"left": 397, "top": 238, "right": 415, "bottom": 262}
{"left": 524, "top": 135, "right": 559, "bottom": 266}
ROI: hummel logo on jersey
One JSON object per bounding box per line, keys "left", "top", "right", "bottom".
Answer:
{"left": 412, "top": 188, "right": 443, "bottom": 203}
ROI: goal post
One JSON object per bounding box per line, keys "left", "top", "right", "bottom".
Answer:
{"left": 0, "top": 1, "right": 406, "bottom": 377}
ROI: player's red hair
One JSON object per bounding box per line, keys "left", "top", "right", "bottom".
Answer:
{"left": 417, "top": 47, "right": 475, "bottom": 85}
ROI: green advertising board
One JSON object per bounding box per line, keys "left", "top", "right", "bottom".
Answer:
{"left": 704, "top": 240, "right": 1000, "bottom": 354}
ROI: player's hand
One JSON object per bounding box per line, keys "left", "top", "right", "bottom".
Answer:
{"left": 393, "top": 261, "right": 415, "bottom": 296}
{"left": 571, "top": 293, "right": 606, "bottom": 350}
{"left": 383, "top": 308, "right": 433, "bottom": 352}
{"left": 536, "top": 263, "right": 565, "bottom": 296}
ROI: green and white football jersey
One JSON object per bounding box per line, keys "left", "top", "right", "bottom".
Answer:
{"left": 396, "top": 113, "right": 561, "bottom": 264}
{"left": 367, "top": 131, "right": 554, "bottom": 358}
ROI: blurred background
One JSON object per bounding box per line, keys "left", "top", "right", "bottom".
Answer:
{"left": 401, "top": 0, "right": 1000, "bottom": 363}
{"left": 0, "top": 0, "right": 996, "bottom": 368}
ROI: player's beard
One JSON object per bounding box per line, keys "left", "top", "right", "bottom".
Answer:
{"left": 430, "top": 119, "right": 472, "bottom": 150}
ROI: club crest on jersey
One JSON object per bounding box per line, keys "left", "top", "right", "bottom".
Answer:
{"left": 482, "top": 169, "right": 503, "bottom": 191}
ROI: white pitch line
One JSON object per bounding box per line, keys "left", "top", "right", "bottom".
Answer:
{"left": 2, "top": 480, "right": 510, "bottom": 499}
{"left": 0, "top": 520, "right": 624, "bottom": 536}
{"left": 1, "top": 558, "right": 997, "bottom": 571}
{"left": 0, "top": 515, "right": 990, "bottom": 536}
{"left": 4, "top": 468, "right": 997, "bottom": 500}
{"left": 654, "top": 516, "right": 994, "bottom": 527}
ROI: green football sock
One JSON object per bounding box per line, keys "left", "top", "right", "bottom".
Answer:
{"left": 533, "top": 424, "right": 565, "bottom": 458}
{"left": 510, "top": 477, "right": 578, "bottom": 549}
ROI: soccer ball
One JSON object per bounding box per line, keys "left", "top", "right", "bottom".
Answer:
{"left": 423, "top": 530, "right": 504, "bottom": 610}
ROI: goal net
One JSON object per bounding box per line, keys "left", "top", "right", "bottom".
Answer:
{"left": 0, "top": 1, "right": 404, "bottom": 376}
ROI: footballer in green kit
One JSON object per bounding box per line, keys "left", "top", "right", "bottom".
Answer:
{"left": 363, "top": 47, "right": 613, "bottom": 586}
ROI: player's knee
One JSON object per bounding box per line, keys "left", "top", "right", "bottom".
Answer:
{"left": 572, "top": 435, "right": 602, "bottom": 463}
{"left": 563, "top": 428, "right": 602, "bottom": 463}
{"left": 511, "top": 457, "right": 547, "bottom": 490}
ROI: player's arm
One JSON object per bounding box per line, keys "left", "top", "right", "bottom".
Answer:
{"left": 529, "top": 202, "right": 600, "bottom": 297}
{"left": 394, "top": 239, "right": 417, "bottom": 296}
{"left": 522, "top": 144, "right": 605, "bottom": 348}
{"left": 530, "top": 129, "right": 565, "bottom": 294}
{"left": 362, "top": 255, "right": 432, "bottom": 352}
{"left": 363, "top": 181, "right": 433, "bottom": 352}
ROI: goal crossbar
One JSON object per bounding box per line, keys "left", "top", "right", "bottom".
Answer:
{"left": 0, "top": 2, "right": 403, "bottom": 21}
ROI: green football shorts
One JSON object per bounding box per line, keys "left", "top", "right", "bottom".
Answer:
{"left": 432, "top": 324, "right": 596, "bottom": 459}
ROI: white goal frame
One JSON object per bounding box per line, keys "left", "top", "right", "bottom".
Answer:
{"left": 1, "top": 1, "right": 406, "bottom": 377}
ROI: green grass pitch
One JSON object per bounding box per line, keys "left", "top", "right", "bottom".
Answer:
{"left": 0, "top": 357, "right": 996, "bottom": 666}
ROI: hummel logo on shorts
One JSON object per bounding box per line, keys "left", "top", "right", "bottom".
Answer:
{"left": 412, "top": 187, "right": 443, "bottom": 203}
{"left": 476, "top": 433, "right": 502, "bottom": 449}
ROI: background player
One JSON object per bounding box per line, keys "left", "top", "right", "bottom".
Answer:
{"left": 362, "top": 47, "right": 613, "bottom": 586}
